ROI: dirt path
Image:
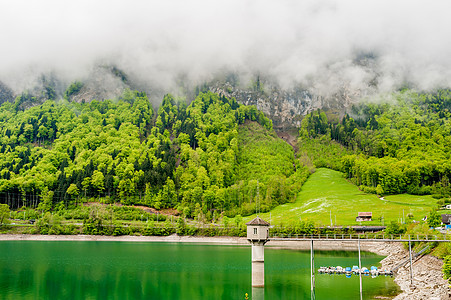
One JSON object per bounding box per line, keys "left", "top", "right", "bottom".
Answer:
{"left": 276, "top": 130, "right": 299, "bottom": 153}
{"left": 83, "top": 202, "right": 179, "bottom": 216}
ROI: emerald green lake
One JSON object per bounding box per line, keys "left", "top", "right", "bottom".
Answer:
{"left": 0, "top": 241, "right": 399, "bottom": 299}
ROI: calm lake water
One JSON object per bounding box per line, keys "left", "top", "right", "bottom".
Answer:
{"left": 0, "top": 241, "right": 399, "bottom": 299}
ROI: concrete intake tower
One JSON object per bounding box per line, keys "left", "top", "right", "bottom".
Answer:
{"left": 246, "top": 217, "right": 270, "bottom": 287}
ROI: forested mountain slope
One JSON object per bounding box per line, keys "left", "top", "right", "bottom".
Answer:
{"left": 0, "top": 90, "right": 308, "bottom": 220}
{"left": 299, "top": 89, "right": 451, "bottom": 203}
{"left": 2, "top": 86, "right": 450, "bottom": 222}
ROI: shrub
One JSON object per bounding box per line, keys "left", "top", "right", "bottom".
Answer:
{"left": 385, "top": 221, "right": 406, "bottom": 235}
{"left": 443, "top": 255, "right": 451, "bottom": 282}
{"left": 35, "top": 212, "right": 63, "bottom": 235}
{"left": 427, "top": 210, "right": 441, "bottom": 228}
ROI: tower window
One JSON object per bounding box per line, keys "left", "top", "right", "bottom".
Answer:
{"left": 254, "top": 228, "right": 257, "bottom": 234}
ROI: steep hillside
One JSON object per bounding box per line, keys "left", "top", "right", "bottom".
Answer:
{"left": 0, "top": 90, "right": 307, "bottom": 221}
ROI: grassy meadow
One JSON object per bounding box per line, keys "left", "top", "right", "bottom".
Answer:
{"left": 243, "top": 168, "right": 437, "bottom": 226}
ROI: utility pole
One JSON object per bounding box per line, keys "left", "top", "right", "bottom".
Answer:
{"left": 409, "top": 237, "right": 414, "bottom": 285}
{"left": 358, "top": 238, "right": 362, "bottom": 300}
{"left": 311, "top": 239, "right": 315, "bottom": 297}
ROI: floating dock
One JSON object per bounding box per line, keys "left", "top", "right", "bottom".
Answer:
{"left": 317, "top": 266, "right": 393, "bottom": 277}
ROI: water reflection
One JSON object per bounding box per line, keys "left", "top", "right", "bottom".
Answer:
{"left": 252, "top": 287, "right": 264, "bottom": 300}
{"left": 311, "top": 287, "right": 316, "bottom": 300}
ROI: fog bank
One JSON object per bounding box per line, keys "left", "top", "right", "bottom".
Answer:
{"left": 1, "top": 0, "right": 451, "bottom": 97}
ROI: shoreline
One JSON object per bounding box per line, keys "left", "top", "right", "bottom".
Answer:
{"left": 0, "top": 234, "right": 250, "bottom": 244}
{"left": 377, "top": 243, "right": 449, "bottom": 300}
{"left": 0, "top": 234, "right": 448, "bottom": 299}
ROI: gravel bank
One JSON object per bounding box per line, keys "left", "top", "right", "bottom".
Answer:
{"left": 376, "top": 242, "right": 449, "bottom": 300}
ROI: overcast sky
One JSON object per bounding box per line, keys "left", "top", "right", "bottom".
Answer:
{"left": 1, "top": 0, "right": 451, "bottom": 94}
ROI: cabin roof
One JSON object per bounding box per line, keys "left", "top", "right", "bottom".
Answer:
{"left": 358, "top": 212, "right": 372, "bottom": 217}
{"left": 246, "top": 217, "right": 270, "bottom": 226}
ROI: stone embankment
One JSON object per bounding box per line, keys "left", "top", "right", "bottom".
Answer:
{"left": 372, "top": 242, "right": 449, "bottom": 300}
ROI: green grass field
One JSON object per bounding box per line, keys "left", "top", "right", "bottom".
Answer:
{"left": 243, "top": 168, "right": 437, "bottom": 226}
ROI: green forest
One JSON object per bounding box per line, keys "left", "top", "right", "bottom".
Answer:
{"left": 299, "top": 89, "right": 451, "bottom": 203}
{"left": 0, "top": 88, "right": 309, "bottom": 223}
{"left": 2, "top": 87, "right": 451, "bottom": 229}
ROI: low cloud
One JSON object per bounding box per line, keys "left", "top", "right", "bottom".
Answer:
{"left": 1, "top": 0, "right": 451, "bottom": 97}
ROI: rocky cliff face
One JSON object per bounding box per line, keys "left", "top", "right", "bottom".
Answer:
{"left": 0, "top": 81, "right": 14, "bottom": 105}
{"left": 66, "top": 66, "right": 132, "bottom": 103}
{"left": 209, "top": 80, "right": 360, "bottom": 129}
{"left": 0, "top": 66, "right": 135, "bottom": 108}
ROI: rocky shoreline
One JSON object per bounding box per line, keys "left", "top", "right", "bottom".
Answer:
{"left": 0, "top": 234, "right": 449, "bottom": 298}
{"left": 370, "top": 242, "right": 449, "bottom": 300}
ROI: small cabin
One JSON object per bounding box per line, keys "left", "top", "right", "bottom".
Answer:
{"left": 442, "top": 214, "right": 451, "bottom": 225}
{"left": 246, "top": 217, "right": 270, "bottom": 242}
{"left": 356, "top": 212, "right": 372, "bottom": 222}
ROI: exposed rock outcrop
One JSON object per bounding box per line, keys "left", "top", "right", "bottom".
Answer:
{"left": 210, "top": 80, "right": 360, "bottom": 129}
{"left": 66, "top": 66, "right": 131, "bottom": 103}
{"left": 0, "top": 81, "right": 14, "bottom": 104}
